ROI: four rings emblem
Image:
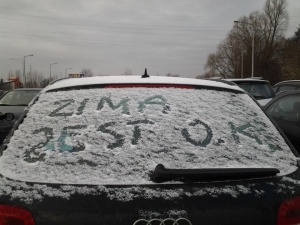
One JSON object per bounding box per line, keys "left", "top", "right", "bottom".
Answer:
{"left": 133, "top": 218, "right": 192, "bottom": 225}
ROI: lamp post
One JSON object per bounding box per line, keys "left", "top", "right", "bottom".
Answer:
{"left": 50, "top": 63, "right": 57, "bottom": 81}
{"left": 23, "top": 54, "right": 33, "bottom": 87}
{"left": 241, "top": 50, "right": 244, "bottom": 78}
{"left": 65, "top": 68, "right": 71, "bottom": 77}
{"left": 234, "top": 20, "right": 254, "bottom": 78}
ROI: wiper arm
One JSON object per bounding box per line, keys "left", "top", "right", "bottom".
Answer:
{"left": 11, "top": 104, "right": 28, "bottom": 106}
{"left": 151, "top": 164, "right": 280, "bottom": 183}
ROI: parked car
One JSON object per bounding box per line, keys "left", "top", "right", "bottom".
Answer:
{"left": 0, "top": 75, "right": 299, "bottom": 225}
{"left": 0, "top": 89, "right": 5, "bottom": 97}
{"left": 225, "top": 78, "right": 276, "bottom": 106}
{"left": 0, "top": 112, "right": 14, "bottom": 121}
{"left": 0, "top": 88, "right": 42, "bottom": 144}
{"left": 273, "top": 80, "right": 300, "bottom": 94}
{"left": 265, "top": 90, "right": 300, "bottom": 153}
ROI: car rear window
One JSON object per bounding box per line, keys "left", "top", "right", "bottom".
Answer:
{"left": 277, "top": 85, "right": 300, "bottom": 93}
{"left": 237, "top": 83, "right": 275, "bottom": 99}
{"left": 0, "top": 87, "right": 297, "bottom": 185}
{"left": 0, "top": 90, "right": 40, "bottom": 105}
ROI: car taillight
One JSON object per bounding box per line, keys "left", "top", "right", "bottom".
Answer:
{"left": 278, "top": 197, "right": 300, "bottom": 225}
{"left": 104, "top": 84, "right": 194, "bottom": 89}
{"left": 0, "top": 205, "right": 35, "bottom": 225}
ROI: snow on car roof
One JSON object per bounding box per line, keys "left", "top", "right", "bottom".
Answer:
{"left": 43, "top": 76, "right": 244, "bottom": 93}
{"left": 274, "top": 80, "right": 300, "bottom": 85}
{"left": 225, "top": 78, "right": 270, "bottom": 83}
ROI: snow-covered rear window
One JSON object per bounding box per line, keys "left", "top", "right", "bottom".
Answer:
{"left": 0, "top": 87, "right": 297, "bottom": 185}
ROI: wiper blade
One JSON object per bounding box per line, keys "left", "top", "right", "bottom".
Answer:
{"left": 151, "top": 164, "right": 280, "bottom": 183}
{"left": 0, "top": 104, "right": 27, "bottom": 106}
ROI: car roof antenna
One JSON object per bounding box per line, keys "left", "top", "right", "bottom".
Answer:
{"left": 141, "top": 68, "right": 150, "bottom": 78}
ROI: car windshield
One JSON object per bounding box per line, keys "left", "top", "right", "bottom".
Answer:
{"left": 0, "top": 90, "right": 40, "bottom": 106}
{"left": 266, "top": 94, "right": 300, "bottom": 123}
{"left": 0, "top": 86, "right": 296, "bottom": 185}
{"left": 238, "top": 83, "right": 275, "bottom": 99}
{"left": 276, "top": 84, "right": 300, "bottom": 93}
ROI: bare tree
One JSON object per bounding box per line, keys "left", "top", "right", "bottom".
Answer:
{"left": 263, "top": 0, "right": 288, "bottom": 56}
{"left": 205, "top": 37, "right": 238, "bottom": 78}
{"left": 123, "top": 68, "right": 133, "bottom": 75}
{"left": 260, "top": 0, "right": 288, "bottom": 82}
{"left": 166, "top": 73, "right": 180, "bottom": 77}
{"left": 81, "top": 68, "right": 94, "bottom": 77}
{"left": 7, "top": 71, "right": 14, "bottom": 79}
{"left": 279, "top": 25, "right": 300, "bottom": 80}
{"left": 7, "top": 70, "right": 21, "bottom": 79}
{"left": 203, "top": 54, "right": 217, "bottom": 78}
{"left": 15, "top": 70, "right": 21, "bottom": 79}
{"left": 204, "top": 0, "right": 288, "bottom": 83}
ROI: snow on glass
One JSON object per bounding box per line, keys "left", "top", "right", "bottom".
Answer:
{"left": 0, "top": 87, "right": 297, "bottom": 185}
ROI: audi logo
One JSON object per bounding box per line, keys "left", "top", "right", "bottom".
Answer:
{"left": 133, "top": 218, "right": 192, "bottom": 225}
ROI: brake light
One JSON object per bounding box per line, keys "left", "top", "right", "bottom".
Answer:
{"left": 0, "top": 205, "right": 35, "bottom": 225}
{"left": 278, "top": 197, "right": 300, "bottom": 225}
{"left": 105, "top": 84, "right": 194, "bottom": 89}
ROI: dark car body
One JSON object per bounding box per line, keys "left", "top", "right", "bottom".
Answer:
{"left": 273, "top": 80, "right": 300, "bottom": 94}
{"left": 0, "top": 89, "right": 6, "bottom": 97}
{"left": 0, "top": 76, "right": 300, "bottom": 225}
{"left": 265, "top": 90, "right": 300, "bottom": 153}
{"left": 0, "top": 88, "right": 41, "bottom": 144}
{"left": 225, "top": 78, "right": 276, "bottom": 106}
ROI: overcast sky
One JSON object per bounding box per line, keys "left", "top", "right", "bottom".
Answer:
{"left": 0, "top": 0, "right": 299, "bottom": 80}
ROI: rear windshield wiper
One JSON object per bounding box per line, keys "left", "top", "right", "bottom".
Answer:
{"left": 151, "top": 164, "right": 280, "bottom": 183}
{"left": 11, "top": 104, "right": 28, "bottom": 106}
{"left": 0, "top": 103, "right": 28, "bottom": 106}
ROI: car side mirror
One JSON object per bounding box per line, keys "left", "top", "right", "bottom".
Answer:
{"left": 0, "top": 113, "right": 14, "bottom": 121}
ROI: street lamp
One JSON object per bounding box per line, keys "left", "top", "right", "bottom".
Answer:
{"left": 23, "top": 54, "right": 34, "bottom": 87}
{"left": 234, "top": 20, "right": 254, "bottom": 78}
{"left": 50, "top": 63, "right": 57, "bottom": 80}
{"left": 241, "top": 50, "right": 244, "bottom": 78}
{"left": 65, "top": 68, "right": 72, "bottom": 77}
